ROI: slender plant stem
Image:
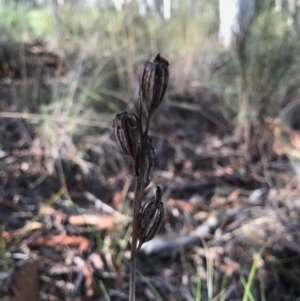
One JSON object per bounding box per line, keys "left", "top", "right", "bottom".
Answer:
{"left": 144, "top": 114, "right": 152, "bottom": 136}
{"left": 129, "top": 133, "right": 147, "bottom": 301}
{"left": 129, "top": 256, "right": 137, "bottom": 301}
{"left": 125, "top": 54, "right": 169, "bottom": 301}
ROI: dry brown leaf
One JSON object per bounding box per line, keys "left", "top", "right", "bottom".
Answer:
{"left": 167, "top": 198, "right": 194, "bottom": 212}
{"left": 68, "top": 214, "right": 120, "bottom": 229}
{"left": 28, "top": 234, "right": 91, "bottom": 254}
{"left": 112, "top": 192, "right": 122, "bottom": 208}
{"left": 82, "top": 263, "right": 94, "bottom": 297}
{"left": 227, "top": 189, "right": 241, "bottom": 201}
{"left": 12, "top": 261, "right": 38, "bottom": 301}
{"left": 224, "top": 166, "right": 234, "bottom": 174}
{"left": 220, "top": 257, "right": 240, "bottom": 277}
{"left": 4, "top": 222, "right": 43, "bottom": 242}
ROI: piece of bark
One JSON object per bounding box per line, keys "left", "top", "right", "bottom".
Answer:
{"left": 11, "top": 261, "right": 38, "bottom": 301}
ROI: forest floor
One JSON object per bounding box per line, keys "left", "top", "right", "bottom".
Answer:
{"left": 1, "top": 41, "right": 300, "bottom": 301}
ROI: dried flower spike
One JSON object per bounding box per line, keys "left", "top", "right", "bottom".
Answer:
{"left": 139, "top": 53, "right": 169, "bottom": 117}
{"left": 137, "top": 186, "right": 164, "bottom": 251}
{"left": 113, "top": 111, "right": 139, "bottom": 173}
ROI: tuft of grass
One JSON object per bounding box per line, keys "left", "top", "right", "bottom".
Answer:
{"left": 212, "top": 5, "right": 300, "bottom": 157}
{"left": 99, "top": 280, "right": 112, "bottom": 301}
{"left": 195, "top": 276, "right": 202, "bottom": 301}
{"left": 241, "top": 253, "right": 262, "bottom": 301}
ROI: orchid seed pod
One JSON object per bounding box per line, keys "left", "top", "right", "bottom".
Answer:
{"left": 112, "top": 111, "right": 139, "bottom": 174}
{"left": 139, "top": 53, "right": 169, "bottom": 117}
{"left": 137, "top": 186, "right": 164, "bottom": 251}
{"left": 145, "top": 138, "right": 155, "bottom": 187}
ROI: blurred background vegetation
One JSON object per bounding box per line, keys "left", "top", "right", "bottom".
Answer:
{"left": 1, "top": 0, "right": 300, "bottom": 169}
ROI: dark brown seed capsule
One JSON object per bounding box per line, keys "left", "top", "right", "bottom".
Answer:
{"left": 144, "top": 138, "right": 155, "bottom": 187}
{"left": 139, "top": 53, "right": 169, "bottom": 117}
{"left": 137, "top": 186, "right": 164, "bottom": 251}
{"left": 112, "top": 111, "right": 139, "bottom": 173}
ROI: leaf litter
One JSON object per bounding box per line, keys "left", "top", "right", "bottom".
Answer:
{"left": 1, "top": 43, "right": 300, "bottom": 301}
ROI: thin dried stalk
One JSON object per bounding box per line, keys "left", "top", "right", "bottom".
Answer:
{"left": 129, "top": 135, "right": 148, "bottom": 301}
{"left": 113, "top": 53, "right": 169, "bottom": 301}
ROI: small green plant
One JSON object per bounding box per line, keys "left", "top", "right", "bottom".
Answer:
{"left": 113, "top": 53, "right": 169, "bottom": 301}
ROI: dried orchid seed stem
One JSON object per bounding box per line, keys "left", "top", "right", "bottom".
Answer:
{"left": 113, "top": 54, "right": 169, "bottom": 301}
